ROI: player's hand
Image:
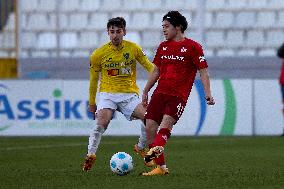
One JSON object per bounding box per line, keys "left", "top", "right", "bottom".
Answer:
{"left": 205, "top": 96, "right": 215, "bottom": 105}
{"left": 142, "top": 92, "right": 148, "bottom": 108}
{"left": 88, "top": 104, "right": 97, "bottom": 113}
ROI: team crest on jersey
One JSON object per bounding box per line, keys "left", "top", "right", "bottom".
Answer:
{"left": 162, "top": 47, "right": 168, "bottom": 51}
{"left": 181, "top": 47, "right": 187, "bottom": 52}
{"left": 123, "top": 53, "right": 129, "bottom": 60}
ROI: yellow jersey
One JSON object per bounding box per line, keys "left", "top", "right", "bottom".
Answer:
{"left": 89, "top": 40, "right": 154, "bottom": 105}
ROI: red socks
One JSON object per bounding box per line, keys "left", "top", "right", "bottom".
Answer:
{"left": 149, "top": 128, "right": 171, "bottom": 166}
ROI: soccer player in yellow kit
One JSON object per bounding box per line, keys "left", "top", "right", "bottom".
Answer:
{"left": 82, "top": 17, "right": 154, "bottom": 171}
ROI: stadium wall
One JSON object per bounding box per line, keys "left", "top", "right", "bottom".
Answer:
{"left": 18, "top": 56, "right": 282, "bottom": 80}
{"left": 0, "top": 79, "right": 282, "bottom": 136}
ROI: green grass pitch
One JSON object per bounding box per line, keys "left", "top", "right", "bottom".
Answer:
{"left": 0, "top": 136, "right": 283, "bottom": 189}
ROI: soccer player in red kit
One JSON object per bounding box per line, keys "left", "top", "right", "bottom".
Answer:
{"left": 141, "top": 11, "right": 215, "bottom": 176}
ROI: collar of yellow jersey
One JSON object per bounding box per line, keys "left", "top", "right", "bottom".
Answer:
{"left": 109, "top": 41, "right": 124, "bottom": 51}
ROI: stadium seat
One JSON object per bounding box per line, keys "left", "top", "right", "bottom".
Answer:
{"left": 142, "top": 31, "right": 161, "bottom": 48}
{"left": 266, "top": 31, "right": 284, "bottom": 47}
{"left": 226, "top": 31, "right": 244, "bottom": 47}
{"left": 235, "top": 12, "right": 255, "bottom": 28}
{"left": 38, "top": 0, "right": 56, "bottom": 11}
{"left": 21, "top": 32, "right": 37, "bottom": 48}
{"left": 122, "top": 0, "right": 143, "bottom": 10}
{"left": 205, "top": 31, "right": 225, "bottom": 48}
{"left": 124, "top": 31, "right": 141, "bottom": 45}
{"left": 80, "top": 0, "right": 100, "bottom": 11}
{"left": 267, "top": 0, "right": 284, "bottom": 8}
{"left": 187, "top": 31, "right": 202, "bottom": 44}
{"left": 141, "top": 0, "right": 162, "bottom": 11}
{"left": 21, "top": 0, "right": 38, "bottom": 11}
{"left": 278, "top": 12, "right": 284, "bottom": 26}
{"left": 205, "top": 13, "right": 213, "bottom": 28}
{"left": 59, "top": 0, "right": 79, "bottom": 11}
{"left": 247, "top": 0, "right": 267, "bottom": 9}
{"left": 99, "top": 33, "right": 109, "bottom": 46}
{"left": 69, "top": 13, "right": 88, "bottom": 29}
{"left": 206, "top": 0, "right": 225, "bottom": 10}
{"left": 27, "top": 14, "right": 55, "bottom": 30}
{"left": 226, "top": 0, "right": 247, "bottom": 9}
{"left": 152, "top": 12, "right": 167, "bottom": 29}
{"left": 59, "top": 14, "right": 68, "bottom": 28}
{"left": 3, "top": 0, "right": 284, "bottom": 58}
{"left": 246, "top": 31, "right": 264, "bottom": 47}
{"left": 101, "top": 0, "right": 122, "bottom": 11}
{"left": 184, "top": 0, "right": 198, "bottom": 10}
{"left": 38, "top": 33, "right": 57, "bottom": 49}
{"left": 215, "top": 12, "right": 234, "bottom": 28}
{"left": 256, "top": 12, "right": 276, "bottom": 27}
{"left": 89, "top": 13, "right": 109, "bottom": 30}
{"left": 60, "top": 33, "right": 78, "bottom": 48}
{"left": 130, "top": 13, "right": 150, "bottom": 30}
{"left": 79, "top": 32, "right": 99, "bottom": 48}
{"left": 165, "top": 0, "right": 187, "bottom": 10}
{"left": 110, "top": 12, "right": 130, "bottom": 25}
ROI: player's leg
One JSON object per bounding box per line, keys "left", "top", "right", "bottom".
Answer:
{"left": 131, "top": 104, "right": 158, "bottom": 167}
{"left": 83, "top": 95, "right": 117, "bottom": 171}
{"left": 83, "top": 108, "right": 114, "bottom": 171}
{"left": 142, "top": 115, "right": 174, "bottom": 175}
{"left": 87, "top": 108, "right": 113, "bottom": 155}
{"left": 118, "top": 94, "right": 149, "bottom": 158}
{"left": 132, "top": 103, "right": 148, "bottom": 154}
{"left": 146, "top": 115, "right": 174, "bottom": 164}
{"left": 142, "top": 94, "right": 186, "bottom": 175}
{"left": 142, "top": 126, "right": 172, "bottom": 175}
{"left": 141, "top": 93, "right": 167, "bottom": 171}
{"left": 281, "top": 85, "right": 284, "bottom": 114}
{"left": 281, "top": 85, "right": 284, "bottom": 136}
{"left": 151, "top": 96, "right": 186, "bottom": 158}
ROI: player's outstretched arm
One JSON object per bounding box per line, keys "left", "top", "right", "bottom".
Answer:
{"left": 199, "top": 68, "right": 215, "bottom": 105}
{"left": 142, "top": 65, "right": 160, "bottom": 107}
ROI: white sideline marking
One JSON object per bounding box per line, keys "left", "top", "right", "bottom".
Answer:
{"left": 0, "top": 140, "right": 121, "bottom": 151}
{"left": 0, "top": 143, "right": 86, "bottom": 151}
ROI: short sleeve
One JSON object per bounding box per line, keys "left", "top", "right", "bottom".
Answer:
{"left": 153, "top": 44, "right": 162, "bottom": 68}
{"left": 133, "top": 43, "right": 154, "bottom": 73}
{"left": 192, "top": 43, "right": 208, "bottom": 70}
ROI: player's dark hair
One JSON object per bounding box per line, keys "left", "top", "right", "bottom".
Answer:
{"left": 163, "top": 11, "right": 188, "bottom": 33}
{"left": 107, "top": 17, "right": 126, "bottom": 29}
{"left": 277, "top": 43, "right": 284, "bottom": 58}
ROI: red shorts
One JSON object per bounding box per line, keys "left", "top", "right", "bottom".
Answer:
{"left": 145, "top": 92, "right": 186, "bottom": 125}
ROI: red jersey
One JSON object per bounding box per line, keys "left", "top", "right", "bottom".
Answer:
{"left": 280, "top": 61, "right": 284, "bottom": 85}
{"left": 153, "top": 38, "right": 208, "bottom": 102}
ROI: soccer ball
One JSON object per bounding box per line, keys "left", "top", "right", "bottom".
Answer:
{"left": 110, "top": 152, "right": 133, "bottom": 176}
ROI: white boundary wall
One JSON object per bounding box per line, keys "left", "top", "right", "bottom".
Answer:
{"left": 0, "top": 79, "right": 283, "bottom": 136}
